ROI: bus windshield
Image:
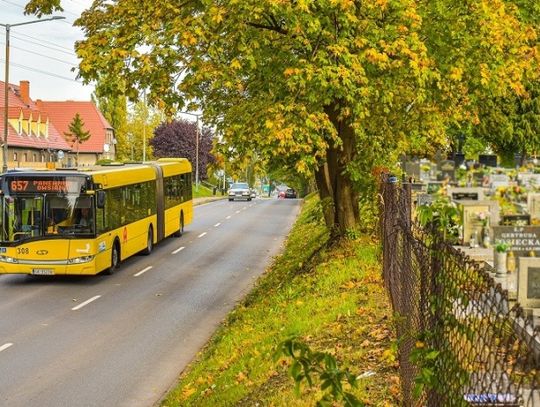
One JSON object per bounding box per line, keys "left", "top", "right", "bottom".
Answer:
{"left": 1, "top": 194, "right": 95, "bottom": 242}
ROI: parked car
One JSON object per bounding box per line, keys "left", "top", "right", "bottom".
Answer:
{"left": 285, "top": 188, "right": 297, "bottom": 198}
{"left": 228, "top": 182, "right": 252, "bottom": 201}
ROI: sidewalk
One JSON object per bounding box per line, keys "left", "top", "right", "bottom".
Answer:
{"left": 193, "top": 196, "right": 227, "bottom": 206}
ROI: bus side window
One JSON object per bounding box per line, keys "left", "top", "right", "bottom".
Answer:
{"left": 96, "top": 205, "right": 107, "bottom": 234}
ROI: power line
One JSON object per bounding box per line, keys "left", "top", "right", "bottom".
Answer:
{"left": 0, "top": 41, "right": 78, "bottom": 67}
{"left": 12, "top": 31, "right": 75, "bottom": 53}
{"left": 10, "top": 34, "right": 76, "bottom": 57}
{"left": 0, "top": 58, "right": 82, "bottom": 83}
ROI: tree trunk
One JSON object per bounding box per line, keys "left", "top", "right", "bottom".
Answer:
{"left": 315, "top": 103, "right": 360, "bottom": 236}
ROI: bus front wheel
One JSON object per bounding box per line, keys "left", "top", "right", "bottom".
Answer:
{"left": 142, "top": 227, "right": 153, "bottom": 255}
{"left": 105, "top": 241, "right": 120, "bottom": 275}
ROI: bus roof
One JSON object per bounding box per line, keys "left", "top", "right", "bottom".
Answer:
{"left": 2, "top": 159, "right": 192, "bottom": 190}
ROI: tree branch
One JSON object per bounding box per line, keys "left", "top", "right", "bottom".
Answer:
{"left": 245, "top": 21, "right": 288, "bottom": 35}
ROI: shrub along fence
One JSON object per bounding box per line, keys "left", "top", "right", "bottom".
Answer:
{"left": 380, "top": 177, "right": 540, "bottom": 406}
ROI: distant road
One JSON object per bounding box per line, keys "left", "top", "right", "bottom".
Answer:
{"left": 0, "top": 198, "right": 301, "bottom": 407}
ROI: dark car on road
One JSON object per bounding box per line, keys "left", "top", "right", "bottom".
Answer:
{"left": 284, "top": 188, "right": 297, "bottom": 199}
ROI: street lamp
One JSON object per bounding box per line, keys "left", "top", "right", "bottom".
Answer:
{"left": 178, "top": 111, "right": 202, "bottom": 191}
{"left": 1, "top": 16, "right": 65, "bottom": 173}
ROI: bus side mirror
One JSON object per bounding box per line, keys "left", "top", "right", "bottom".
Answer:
{"left": 96, "top": 191, "right": 106, "bottom": 208}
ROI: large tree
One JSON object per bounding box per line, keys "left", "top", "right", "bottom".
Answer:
{"left": 92, "top": 81, "right": 129, "bottom": 161}
{"left": 151, "top": 119, "right": 215, "bottom": 180}
{"left": 24, "top": 0, "right": 540, "bottom": 235}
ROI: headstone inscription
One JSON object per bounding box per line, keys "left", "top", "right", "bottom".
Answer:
{"left": 517, "top": 257, "right": 540, "bottom": 308}
{"left": 449, "top": 187, "right": 484, "bottom": 201}
{"left": 492, "top": 226, "right": 540, "bottom": 257}
{"left": 479, "top": 154, "right": 498, "bottom": 167}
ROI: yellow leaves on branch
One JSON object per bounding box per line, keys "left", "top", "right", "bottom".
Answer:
{"left": 209, "top": 6, "right": 225, "bottom": 24}
{"left": 364, "top": 48, "right": 389, "bottom": 67}
{"left": 181, "top": 31, "right": 197, "bottom": 46}
{"left": 449, "top": 67, "right": 463, "bottom": 82}
{"left": 230, "top": 59, "right": 242, "bottom": 70}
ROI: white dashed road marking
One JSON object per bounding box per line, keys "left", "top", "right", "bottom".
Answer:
{"left": 214, "top": 222, "right": 221, "bottom": 227}
{"left": 0, "top": 343, "right": 13, "bottom": 352}
{"left": 198, "top": 232, "right": 207, "bottom": 238}
{"left": 226, "top": 215, "right": 231, "bottom": 219}
{"left": 134, "top": 266, "right": 153, "bottom": 277}
{"left": 172, "top": 246, "right": 185, "bottom": 254}
{"left": 72, "top": 295, "right": 101, "bottom": 311}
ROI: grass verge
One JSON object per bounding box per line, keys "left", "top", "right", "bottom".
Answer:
{"left": 162, "top": 194, "right": 399, "bottom": 406}
{"left": 193, "top": 184, "right": 216, "bottom": 198}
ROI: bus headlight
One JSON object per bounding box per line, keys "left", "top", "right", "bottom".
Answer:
{"left": 68, "top": 255, "right": 94, "bottom": 264}
{"left": 0, "top": 255, "right": 18, "bottom": 263}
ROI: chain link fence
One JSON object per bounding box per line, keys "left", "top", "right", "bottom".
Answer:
{"left": 380, "top": 177, "right": 540, "bottom": 406}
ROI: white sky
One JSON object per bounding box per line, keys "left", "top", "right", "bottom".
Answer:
{"left": 0, "top": 0, "right": 94, "bottom": 101}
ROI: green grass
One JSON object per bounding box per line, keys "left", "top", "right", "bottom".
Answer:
{"left": 162, "top": 194, "right": 399, "bottom": 406}
{"left": 193, "top": 184, "right": 216, "bottom": 198}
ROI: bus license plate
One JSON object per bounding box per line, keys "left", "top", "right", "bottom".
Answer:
{"left": 32, "top": 268, "right": 54, "bottom": 275}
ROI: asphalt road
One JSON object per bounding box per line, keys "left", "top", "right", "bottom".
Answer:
{"left": 0, "top": 197, "right": 301, "bottom": 407}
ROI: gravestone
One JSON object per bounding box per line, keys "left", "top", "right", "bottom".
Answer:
{"left": 453, "top": 153, "right": 465, "bottom": 167}
{"left": 404, "top": 162, "right": 420, "bottom": 181}
{"left": 492, "top": 226, "right": 540, "bottom": 257}
{"left": 500, "top": 214, "right": 531, "bottom": 226}
{"left": 519, "top": 173, "right": 540, "bottom": 188}
{"left": 416, "top": 194, "right": 434, "bottom": 207}
{"left": 410, "top": 183, "right": 425, "bottom": 192}
{"left": 528, "top": 193, "right": 540, "bottom": 223}
{"left": 479, "top": 154, "right": 498, "bottom": 167}
{"left": 472, "top": 172, "right": 485, "bottom": 186}
{"left": 518, "top": 257, "right": 540, "bottom": 308}
{"left": 438, "top": 160, "right": 456, "bottom": 181}
{"left": 461, "top": 203, "right": 492, "bottom": 245}
{"left": 448, "top": 187, "right": 484, "bottom": 201}
{"left": 491, "top": 173, "right": 509, "bottom": 188}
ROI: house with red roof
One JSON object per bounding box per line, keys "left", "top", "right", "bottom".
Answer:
{"left": 37, "top": 99, "right": 116, "bottom": 166}
{"left": 0, "top": 80, "right": 72, "bottom": 169}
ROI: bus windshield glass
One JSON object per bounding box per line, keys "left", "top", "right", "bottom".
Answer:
{"left": 1, "top": 194, "right": 95, "bottom": 242}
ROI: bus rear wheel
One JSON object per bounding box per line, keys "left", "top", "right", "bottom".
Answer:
{"left": 142, "top": 227, "right": 153, "bottom": 255}
{"left": 173, "top": 213, "right": 184, "bottom": 237}
{"left": 104, "top": 241, "right": 120, "bottom": 275}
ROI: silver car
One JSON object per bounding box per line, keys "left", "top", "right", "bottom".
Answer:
{"left": 228, "top": 182, "right": 252, "bottom": 201}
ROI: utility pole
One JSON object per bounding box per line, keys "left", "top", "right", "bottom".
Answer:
{"left": 142, "top": 91, "right": 146, "bottom": 162}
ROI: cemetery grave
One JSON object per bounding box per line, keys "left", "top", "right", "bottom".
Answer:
{"left": 410, "top": 157, "right": 540, "bottom": 321}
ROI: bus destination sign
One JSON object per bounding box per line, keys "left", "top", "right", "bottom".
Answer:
{"left": 7, "top": 177, "right": 85, "bottom": 194}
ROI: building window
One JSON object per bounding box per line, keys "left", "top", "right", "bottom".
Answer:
{"left": 41, "top": 154, "right": 45, "bottom": 162}
{"left": 24, "top": 153, "right": 27, "bottom": 162}
{"left": 33, "top": 154, "right": 37, "bottom": 162}
{"left": 18, "top": 121, "right": 22, "bottom": 135}
{"left": 13, "top": 152, "right": 17, "bottom": 161}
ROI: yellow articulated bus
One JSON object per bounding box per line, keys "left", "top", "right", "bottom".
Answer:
{"left": 0, "top": 158, "right": 193, "bottom": 275}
